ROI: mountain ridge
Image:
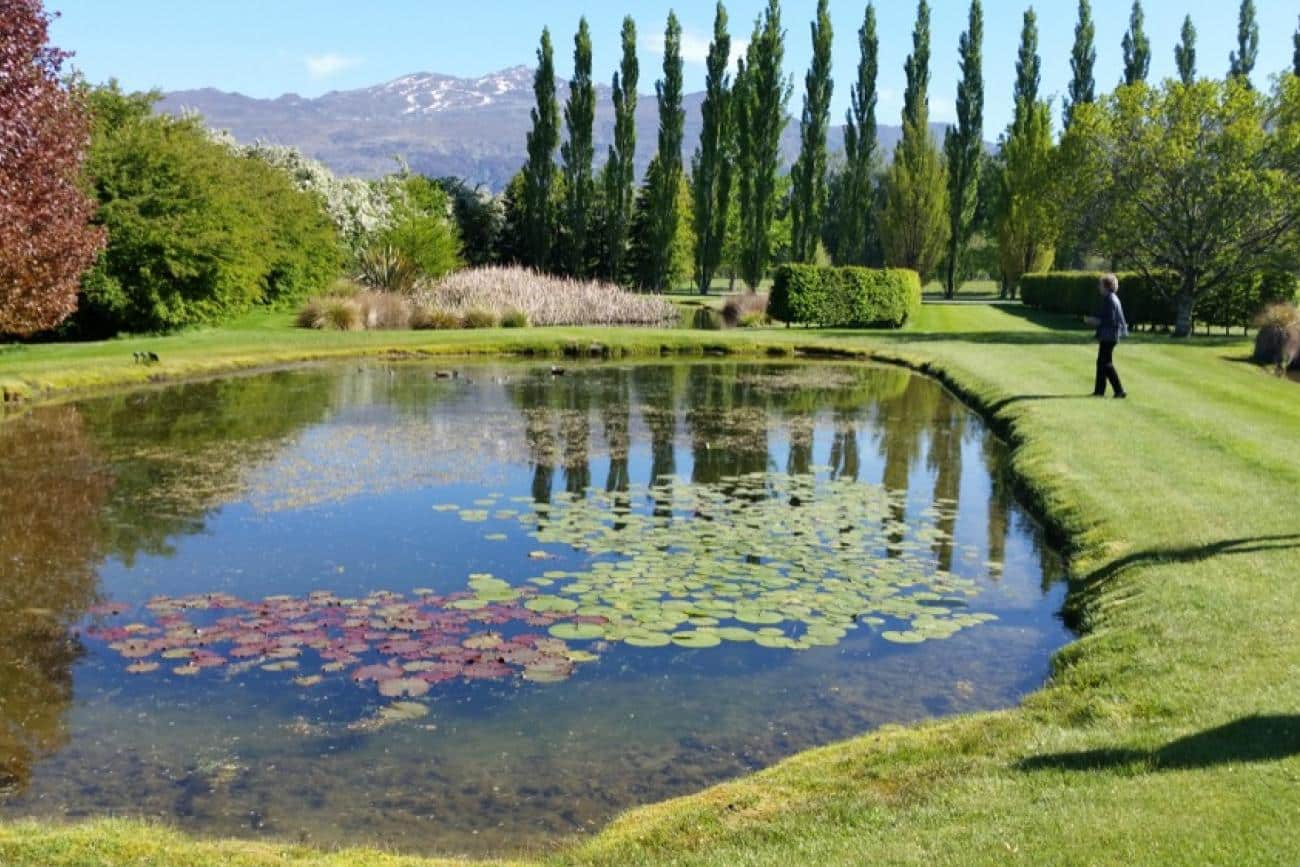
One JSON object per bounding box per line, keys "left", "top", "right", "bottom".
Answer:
{"left": 159, "top": 67, "right": 959, "bottom": 191}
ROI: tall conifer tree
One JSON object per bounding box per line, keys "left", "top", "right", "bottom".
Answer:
{"left": 691, "top": 3, "right": 732, "bottom": 294}
{"left": 561, "top": 18, "right": 594, "bottom": 277}
{"left": 837, "top": 3, "right": 879, "bottom": 266}
{"left": 1064, "top": 0, "right": 1095, "bottom": 129}
{"left": 1175, "top": 16, "right": 1197, "bottom": 85}
{"left": 601, "top": 18, "right": 638, "bottom": 282}
{"left": 522, "top": 29, "right": 559, "bottom": 270}
{"left": 790, "top": 0, "right": 833, "bottom": 264}
{"left": 942, "top": 0, "right": 982, "bottom": 298}
{"left": 1121, "top": 1, "right": 1150, "bottom": 86}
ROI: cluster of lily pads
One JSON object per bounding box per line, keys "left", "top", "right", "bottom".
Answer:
{"left": 439, "top": 472, "right": 1000, "bottom": 650}
{"left": 84, "top": 471, "right": 1002, "bottom": 716}
{"left": 84, "top": 585, "right": 605, "bottom": 696}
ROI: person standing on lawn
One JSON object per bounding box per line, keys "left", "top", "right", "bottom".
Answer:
{"left": 1085, "top": 273, "right": 1128, "bottom": 398}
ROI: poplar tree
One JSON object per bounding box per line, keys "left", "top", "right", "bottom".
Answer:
{"left": 790, "top": 0, "right": 833, "bottom": 264}
{"left": 994, "top": 7, "right": 1056, "bottom": 297}
{"left": 837, "top": 3, "right": 879, "bottom": 267}
{"left": 691, "top": 3, "right": 732, "bottom": 294}
{"left": 1121, "top": 1, "right": 1150, "bottom": 87}
{"left": 1175, "top": 16, "right": 1197, "bottom": 85}
{"left": 1064, "top": 0, "right": 1095, "bottom": 129}
{"left": 734, "top": 0, "right": 791, "bottom": 289}
{"left": 1294, "top": 16, "right": 1300, "bottom": 77}
{"left": 942, "top": 0, "right": 982, "bottom": 298}
{"left": 561, "top": 18, "right": 594, "bottom": 277}
{"left": 881, "top": 0, "right": 948, "bottom": 281}
{"left": 636, "top": 12, "right": 685, "bottom": 291}
{"left": 1228, "top": 0, "right": 1258, "bottom": 87}
{"left": 601, "top": 17, "right": 638, "bottom": 283}
{"left": 522, "top": 28, "right": 559, "bottom": 270}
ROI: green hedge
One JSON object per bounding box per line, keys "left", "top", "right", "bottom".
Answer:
{"left": 769, "top": 265, "right": 921, "bottom": 328}
{"left": 1021, "top": 270, "right": 1299, "bottom": 332}
{"left": 1019, "top": 272, "right": 1177, "bottom": 330}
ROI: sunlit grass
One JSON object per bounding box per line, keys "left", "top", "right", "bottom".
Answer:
{"left": 2, "top": 303, "right": 1296, "bottom": 864}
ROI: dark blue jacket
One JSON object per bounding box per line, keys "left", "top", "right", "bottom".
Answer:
{"left": 1096, "top": 292, "right": 1129, "bottom": 342}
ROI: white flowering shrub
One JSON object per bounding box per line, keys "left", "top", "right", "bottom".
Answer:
{"left": 414, "top": 267, "right": 678, "bottom": 327}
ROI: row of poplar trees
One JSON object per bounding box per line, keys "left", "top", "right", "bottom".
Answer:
{"left": 513, "top": 0, "right": 1281, "bottom": 297}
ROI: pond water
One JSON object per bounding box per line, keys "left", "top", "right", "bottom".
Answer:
{"left": 0, "top": 361, "right": 1071, "bottom": 857}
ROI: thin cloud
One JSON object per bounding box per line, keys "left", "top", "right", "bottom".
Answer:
{"left": 643, "top": 29, "right": 747, "bottom": 69}
{"left": 304, "top": 53, "right": 363, "bottom": 80}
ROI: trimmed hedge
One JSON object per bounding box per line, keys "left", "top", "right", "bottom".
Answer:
{"left": 769, "top": 265, "right": 921, "bottom": 328}
{"left": 1020, "top": 272, "right": 1177, "bottom": 330}
{"left": 1021, "top": 270, "right": 1299, "bottom": 332}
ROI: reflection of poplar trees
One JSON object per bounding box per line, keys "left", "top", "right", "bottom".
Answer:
{"left": 829, "top": 410, "right": 860, "bottom": 481}
{"left": 786, "top": 413, "right": 814, "bottom": 477}
{"left": 980, "top": 435, "right": 1011, "bottom": 580}
{"left": 927, "top": 396, "right": 965, "bottom": 572}
{"left": 560, "top": 388, "right": 592, "bottom": 497}
{"left": 599, "top": 374, "right": 632, "bottom": 530}
{"left": 632, "top": 366, "right": 678, "bottom": 519}
{"left": 686, "top": 364, "right": 770, "bottom": 485}
{"left": 876, "top": 377, "right": 932, "bottom": 556}
{"left": 0, "top": 407, "right": 109, "bottom": 793}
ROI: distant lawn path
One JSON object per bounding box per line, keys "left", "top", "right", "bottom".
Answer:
{"left": 2, "top": 303, "right": 1297, "bottom": 865}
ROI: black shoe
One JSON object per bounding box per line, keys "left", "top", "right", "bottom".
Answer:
{"left": 1092, "top": 392, "right": 1106, "bottom": 397}
{"left": 1114, "top": 392, "right": 1127, "bottom": 399}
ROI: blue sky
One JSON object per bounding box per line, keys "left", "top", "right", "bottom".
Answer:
{"left": 49, "top": 1, "right": 1299, "bottom": 136}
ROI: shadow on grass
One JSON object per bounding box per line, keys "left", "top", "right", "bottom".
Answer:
{"left": 1081, "top": 534, "right": 1300, "bottom": 587}
{"left": 1062, "top": 534, "right": 1300, "bottom": 631}
{"left": 1018, "top": 715, "right": 1300, "bottom": 772}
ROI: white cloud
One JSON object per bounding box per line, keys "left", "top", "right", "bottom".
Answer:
{"left": 644, "top": 29, "right": 747, "bottom": 69}
{"left": 304, "top": 53, "right": 363, "bottom": 80}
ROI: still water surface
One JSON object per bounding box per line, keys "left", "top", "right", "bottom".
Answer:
{"left": 0, "top": 361, "right": 1070, "bottom": 856}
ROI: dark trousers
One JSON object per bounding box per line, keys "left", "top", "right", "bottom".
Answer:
{"left": 1094, "top": 341, "right": 1125, "bottom": 395}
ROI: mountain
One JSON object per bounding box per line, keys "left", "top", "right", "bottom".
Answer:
{"left": 159, "top": 67, "right": 953, "bottom": 191}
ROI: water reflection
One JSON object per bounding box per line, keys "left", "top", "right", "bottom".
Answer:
{"left": 0, "top": 362, "right": 1070, "bottom": 856}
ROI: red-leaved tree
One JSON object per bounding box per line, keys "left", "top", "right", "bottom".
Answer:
{"left": 0, "top": 0, "right": 104, "bottom": 336}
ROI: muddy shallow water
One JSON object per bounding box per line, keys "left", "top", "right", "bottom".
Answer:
{"left": 0, "top": 361, "right": 1070, "bottom": 856}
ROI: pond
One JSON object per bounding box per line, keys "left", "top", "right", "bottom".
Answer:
{"left": 0, "top": 361, "right": 1071, "bottom": 857}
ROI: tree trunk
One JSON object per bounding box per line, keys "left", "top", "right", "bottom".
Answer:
{"left": 1173, "top": 292, "right": 1195, "bottom": 338}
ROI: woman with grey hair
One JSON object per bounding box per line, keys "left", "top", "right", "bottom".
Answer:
{"left": 1084, "top": 273, "right": 1128, "bottom": 398}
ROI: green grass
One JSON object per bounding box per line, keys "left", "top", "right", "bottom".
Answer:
{"left": 2, "top": 303, "right": 1297, "bottom": 865}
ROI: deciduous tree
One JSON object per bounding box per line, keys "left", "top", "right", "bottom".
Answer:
{"left": 601, "top": 18, "right": 638, "bottom": 283}
{"left": 1065, "top": 0, "right": 1095, "bottom": 130}
{"left": 0, "top": 0, "right": 104, "bottom": 336}
{"left": 789, "top": 0, "right": 832, "bottom": 264}
{"left": 522, "top": 29, "right": 559, "bottom": 271}
{"left": 943, "top": 0, "right": 983, "bottom": 298}
{"left": 691, "top": 3, "right": 732, "bottom": 294}
{"left": 734, "top": 0, "right": 790, "bottom": 289}
{"left": 1228, "top": 0, "right": 1258, "bottom": 88}
{"left": 880, "top": 0, "right": 949, "bottom": 282}
{"left": 836, "top": 4, "right": 879, "bottom": 267}
{"left": 561, "top": 18, "right": 595, "bottom": 277}
{"left": 1121, "top": 1, "right": 1150, "bottom": 87}
{"left": 1176, "top": 16, "right": 1197, "bottom": 86}
{"left": 636, "top": 12, "right": 684, "bottom": 291}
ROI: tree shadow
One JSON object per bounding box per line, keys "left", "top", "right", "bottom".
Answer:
{"left": 984, "top": 393, "right": 1098, "bottom": 413}
{"left": 1018, "top": 715, "right": 1300, "bottom": 772}
{"left": 1062, "top": 534, "right": 1300, "bottom": 630}
{"left": 1080, "top": 534, "right": 1300, "bottom": 587}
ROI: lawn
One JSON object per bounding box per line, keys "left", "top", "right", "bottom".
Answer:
{"left": 1, "top": 303, "right": 1296, "bottom": 865}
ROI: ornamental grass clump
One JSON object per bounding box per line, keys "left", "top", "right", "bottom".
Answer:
{"left": 415, "top": 267, "right": 678, "bottom": 327}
